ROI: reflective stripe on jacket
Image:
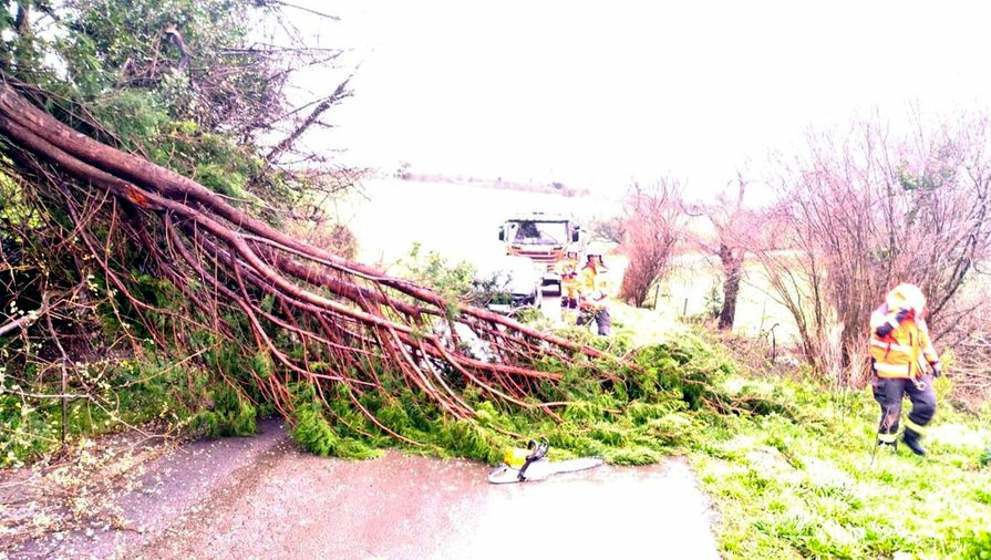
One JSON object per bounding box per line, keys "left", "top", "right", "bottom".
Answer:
{"left": 868, "top": 305, "right": 939, "bottom": 379}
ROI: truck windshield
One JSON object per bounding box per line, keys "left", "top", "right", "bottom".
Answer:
{"left": 510, "top": 220, "right": 568, "bottom": 246}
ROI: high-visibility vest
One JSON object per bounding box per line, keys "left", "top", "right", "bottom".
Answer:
{"left": 558, "top": 258, "right": 579, "bottom": 287}
{"left": 868, "top": 306, "right": 939, "bottom": 379}
{"left": 579, "top": 265, "right": 608, "bottom": 307}
{"left": 579, "top": 265, "right": 598, "bottom": 292}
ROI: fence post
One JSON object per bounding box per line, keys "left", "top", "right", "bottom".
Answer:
{"left": 771, "top": 329, "right": 776, "bottom": 362}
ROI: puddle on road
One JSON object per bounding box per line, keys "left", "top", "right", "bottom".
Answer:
{"left": 216, "top": 450, "right": 722, "bottom": 560}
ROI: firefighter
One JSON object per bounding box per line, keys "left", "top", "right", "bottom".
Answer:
{"left": 558, "top": 250, "right": 580, "bottom": 309}
{"left": 869, "top": 283, "right": 942, "bottom": 456}
{"left": 576, "top": 251, "right": 610, "bottom": 335}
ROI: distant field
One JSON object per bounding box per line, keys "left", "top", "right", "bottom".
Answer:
{"left": 333, "top": 178, "right": 802, "bottom": 346}
{"left": 332, "top": 177, "right": 621, "bottom": 270}
{"left": 658, "top": 256, "right": 801, "bottom": 344}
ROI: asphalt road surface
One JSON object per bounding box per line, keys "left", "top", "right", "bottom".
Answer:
{"left": 11, "top": 419, "right": 720, "bottom": 559}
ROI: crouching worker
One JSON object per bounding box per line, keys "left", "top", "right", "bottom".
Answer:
{"left": 869, "top": 283, "right": 942, "bottom": 456}
{"left": 576, "top": 252, "right": 611, "bottom": 336}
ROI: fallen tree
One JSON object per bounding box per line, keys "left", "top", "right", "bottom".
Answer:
{"left": 0, "top": 80, "right": 619, "bottom": 447}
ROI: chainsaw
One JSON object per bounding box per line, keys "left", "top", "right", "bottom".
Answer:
{"left": 488, "top": 439, "right": 604, "bottom": 484}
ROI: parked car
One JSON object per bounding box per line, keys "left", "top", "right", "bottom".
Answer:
{"left": 475, "top": 255, "right": 542, "bottom": 315}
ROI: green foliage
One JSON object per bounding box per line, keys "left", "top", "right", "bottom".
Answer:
{"left": 604, "top": 446, "right": 662, "bottom": 465}
{"left": 1, "top": 0, "right": 306, "bottom": 214}
{"left": 89, "top": 90, "right": 170, "bottom": 151}
{"left": 194, "top": 386, "right": 257, "bottom": 438}
{"left": 289, "top": 385, "right": 383, "bottom": 460}
{"left": 193, "top": 162, "right": 247, "bottom": 199}
{"left": 628, "top": 333, "right": 733, "bottom": 408}
{"left": 53, "top": 0, "right": 265, "bottom": 127}
{"left": 251, "top": 351, "right": 273, "bottom": 380}
{"left": 0, "top": 172, "right": 40, "bottom": 229}
{"left": 703, "top": 281, "right": 723, "bottom": 319}
{"left": 0, "top": 0, "right": 327, "bottom": 471}
{"left": 973, "top": 488, "right": 991, "bottom": 506}
{"left": 435, "top": 419, "right": 503, "bottom": 464}
{"left": 959, "top": 530, "right": 991, "bottom": 560}
{"left": 401, "top": 242, "right": 477, "bottom": 302}
{"left": 0, "top": 357, "right": 216, "bottom": 467}
{"left": 510, "top": 306, "right": 544, "bottom": 324}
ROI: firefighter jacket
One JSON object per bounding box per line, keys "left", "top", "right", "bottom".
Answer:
{"left": 579, "top": 264, "right": 608, "bottom": 308}
{"left": 868, "top": 305, "right": 939, "bottom": 379}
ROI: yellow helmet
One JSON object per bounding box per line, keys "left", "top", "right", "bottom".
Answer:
{"left": 886, "top": 283, "right": 926, "bottom": 313}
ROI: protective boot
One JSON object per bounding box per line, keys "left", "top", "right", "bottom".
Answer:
{"left": 877, "top": 432, "right": 898, "bottom": 451}
{"left": 876, "top": 440, "right": 898, "bottom": 451}
{"left": 902, "top": 428, "right": 926, "bottom": 456}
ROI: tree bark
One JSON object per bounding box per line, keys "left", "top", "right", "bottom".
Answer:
{"left": 717, "top": 245, "right": 743, "bottom": 330}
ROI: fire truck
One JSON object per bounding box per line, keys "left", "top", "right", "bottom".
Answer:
{"left": 497, "top": 212, "right": 584, "bottom": 297}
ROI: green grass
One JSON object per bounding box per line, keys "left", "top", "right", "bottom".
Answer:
{"left": 603, "top": 298, "right": 991, "bottom": 558}
{"left": 690, "top": 373, "right": 991, "bottom": 559}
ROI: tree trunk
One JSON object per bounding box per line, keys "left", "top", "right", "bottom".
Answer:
{"left": 717, "top": 245, "right": 743, "bottom": 330}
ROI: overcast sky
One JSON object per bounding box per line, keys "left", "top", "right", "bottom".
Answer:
{"left": 287, "top": 0, "right": 991, "bottom": 199}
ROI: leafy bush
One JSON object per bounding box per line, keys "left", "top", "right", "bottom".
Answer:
{"left": 0, "top": 358, "right": 209, "bottom": 467}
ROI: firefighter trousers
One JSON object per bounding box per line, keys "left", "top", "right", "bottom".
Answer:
{"left": 871, "top": 375, "right": 936, "bottom": 438}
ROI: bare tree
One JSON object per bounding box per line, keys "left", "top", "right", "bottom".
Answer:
{"left": 591, "top": 214, "right": 626, "bottom": 245}
{"left": 752, "top": 116, "right": 991, "bottom": 385}
{"left": 687, "top": 175, "right": 759, "bottom": 330}
{"left": 616, "top": 181, "right": 685, "bottom": 307}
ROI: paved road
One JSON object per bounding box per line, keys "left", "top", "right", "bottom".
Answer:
{"left": 12, "top": 419, "right": 720, "bottom": 559}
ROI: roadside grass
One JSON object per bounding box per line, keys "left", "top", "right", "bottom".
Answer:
{"left": 595, "top": 303, "right": 991, "bottom": 558}
{"left": 690, "top": 369, "right": 991, "bottom": 559}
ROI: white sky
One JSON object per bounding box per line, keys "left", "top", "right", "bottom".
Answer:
{"left": 287, "top": 0, "right": 991, "bottom": 200}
